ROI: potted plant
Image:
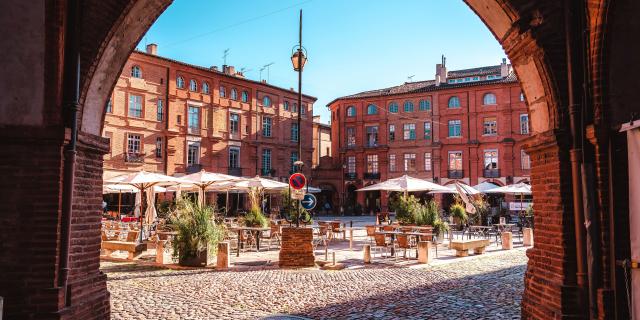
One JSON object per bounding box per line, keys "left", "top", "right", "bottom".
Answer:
{"left": 450, "top": 203, "right": 468, "bottom": 228}
{"left": 170, "top": 197, "right": 225, "bottom": 267}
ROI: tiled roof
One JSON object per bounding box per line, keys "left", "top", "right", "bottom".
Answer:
{"left": 448, "top": 65, "right": 501, "bottom": 78}
{"left": 328, "top": 69, "right": 518, "bottom": 105}
{"left": 131, "top": 50, "right": 317, "bottom": 101}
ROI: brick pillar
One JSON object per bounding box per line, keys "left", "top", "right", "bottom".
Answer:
{"left": 279, "top": 227, "right": 315, "bottom": 267}
{"left": 521, "top": 130, "right": 582, "bottom": 319}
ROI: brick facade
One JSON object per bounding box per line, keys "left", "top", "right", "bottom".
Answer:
{"left": 325, "top": 60, "right": 530, "bottom": 211}
{"left": 103, "top": 49, "right": 316, "bottom": 183}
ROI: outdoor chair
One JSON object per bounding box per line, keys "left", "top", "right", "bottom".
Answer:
{"left": 365, "top": 225, "right": 376, "bottom": 244}
{"left": 313, "top": 224, "right": 330, "bottom": 250}
{"left": 329, "top": 222, "right": 343, "bottom": 240}
{"left": 371, "top": 234, "right": 393, "bottom": 260}
{"left": 396, "top": 234, "right": 416, "bottom": 259}
{"left": 267, "top": 221, "right": 282, "bottom": 249}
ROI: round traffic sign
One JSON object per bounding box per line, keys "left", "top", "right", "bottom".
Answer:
{"left": 289, "top": 173, "right": 306, "bottom": 190}
{"left": 301, "top": 193, "right": 317, "bottom": 210}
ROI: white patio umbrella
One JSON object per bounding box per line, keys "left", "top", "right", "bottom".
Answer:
{"left": 103, "top": 184, "right": 167, "bottom": 218}
{"left": 472, "top": 181, "right": 500, "bottom": 193}
{"left": 230, "top": 176, "right": 289, "bottom": 190}
{"left": 180, "top": 170, "right": 241, "bottom": 205}
{"left": 429, "top": 182, "right": 480, "bottom": 195}
{"left": 485, "top": 182, "right": 533, "bottom": 213}
{"left": 105, "top": 171, "right": 185, "bottom": 243}
{"left": 357, "top": 174, "right": 450, "bottom": 196}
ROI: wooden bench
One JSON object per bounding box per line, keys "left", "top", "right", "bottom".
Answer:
{"left": 101, "top": 231, "right": 145, "bottom": 259}
{"left": 449, "top": 239, "right": 490, "bottom": 257}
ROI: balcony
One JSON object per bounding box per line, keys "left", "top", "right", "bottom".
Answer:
{"left": 125, "top": 152, "right": 144, "bottom": 163}
{"left": 186, "top": 164, "right": 202, "bottom": 174}
{"left": 447, "top": 170, "right": 464, "bottom": 179}
{"left": 364, "top": 172, "right": 380, "bottom": 180}
{"left": 365, "top": 142, "right": 378, "bottom": 148}
{"left": 228, "top": 167, "right": 242, "bottom": 177}
{"left": 483, "top": 168, "right": 501, "bottom": 178}
{"left": 344, "top": 172, "right": 357, "bottom": 180}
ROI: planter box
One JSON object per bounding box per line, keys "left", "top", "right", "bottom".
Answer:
{"left": 279, "top": 227, "right": 315, "bottom": 267}
{"left": 178, "top": 245, "right": 214, "bottom": 267}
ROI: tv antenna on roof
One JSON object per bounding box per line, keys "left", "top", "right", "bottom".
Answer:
{"left": 223, "top": 48, "right": 230, "bottom": 65}
{"left": 407, "top": 75, "right": 415, "bottom": 82}
{"left": 239, "top": 67, "right": 252, "bottom": 75}
{"left": 260, "top": 62, "right": 275, "bottom": 82}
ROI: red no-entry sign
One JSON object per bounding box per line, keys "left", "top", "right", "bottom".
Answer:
{"left": 289, "top": 173, "right": 306, "bottom": 190}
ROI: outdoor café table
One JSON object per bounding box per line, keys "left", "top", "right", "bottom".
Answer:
{"left": 337, "top": 227, "right": 366, "bottom": 250}
{"left": 230, "top": 226, "right": 270, "bottom": 257}
{"left": 467, "top": 226, "right": 493, "bottom": 239}
{"left": 404, "top": 232, "right": 435, "bottom": 256}
{"left": 375, "top": 230, "right": 404, "bottom": 256}
{"left": 493, "top": 223, "right": 515, "bottom": 232}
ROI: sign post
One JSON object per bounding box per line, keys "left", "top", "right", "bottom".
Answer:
{"left": 301, "top": 193, "right": 317, "bottom": 210}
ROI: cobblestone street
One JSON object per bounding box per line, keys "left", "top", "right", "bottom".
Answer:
{"left": 104, "top": 247, "right": 527, "bottom": 319}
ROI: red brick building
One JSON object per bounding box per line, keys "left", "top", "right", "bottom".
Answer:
{"left": 326, "top": 58, "right": 530, "bottom": 212}
{"left": 103, "top": 44, "right": 316, "bottom": 184}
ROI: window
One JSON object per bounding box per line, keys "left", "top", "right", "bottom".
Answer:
{"left": 176, "top": 76, "right": 185, "bottom": 89}
{"left": 187, "top": 142, "right": 200, "bottom": 166}
{"left": 290, "top": 151, "right": 299, "bottom": 173}
{"left": 229, "top": 147, "right": 240, "bottom": 168}
{"left": 177, "top": 115, "right": 182, "bottom": 125}
{"left": 404, "top": 153, "right": 416, "bottom": 172}
{"left": 346, "top": 106, "right": 356, "bottom": 117}
{"left": 520, "top": 114, "right": 530, "bottom": 134}
{"left": 241, "top": 90, "right": 249, "bottom": 102}
{"left": 128, "top": 94, "right": 143, "bottom": 118}
{"left": 388, "top": 102, "right": 398, "bottom": 113}
{"left": 389, "top": 154, "right": 396, "bottom": 172}
{"left": 106, "top": 97, "right": 113, "bottom": 113}
{"left": 483, "top": 117, "right": 497, "bottom": 135}
{"left": 262, "top": 96, "right": 271, "bottom": 107}
{"left": 403, "top": 123, "right": 416, "bottom": 140}
{"left": 230, "top": 88, "right": 238, "bottom": 100}
{"left": 301, "top": 104, "right": 306, "bottom": 115}
{"left": 521, "top": 150, "right": 531, "bottom": 170}
{"left": 188, "top": 106, "right": 200, "bottom": 129}
{"left": 347, "top": 156, "right": 356, "bottom": 174}
{"left": 448, "top": 96, "right": 460, "bottom": 108}
{"left": 346, "top": 127, "right": 356, "bottom": 147}
{"left": 155, "top": 137, "right": 162, "bottom": 158}
{"left": 284, "top": 101, "right": 289, "bottom": 111}
{"left": 366, "top": 126, "right": 378, "bottom": 147}
{"left": 220, "top": 86, "right": 226, "bottom": 98}
{"left": 419, "top": 99, "right": 431, "bottom": 111}
{"left": 403, "top": 101, "right": 414, "bottom": 112}
{"left": 202, "top": 82, "right": 210, "bottom": 94}
{"left": 389, "top": 124, "right": 395, "bottom": 141}
{"left": 229, "top": 113, "right": 239, "bottom": 134}
{"left": 366, "top": 104, "right": 377, "bottom": 115}
{"left": 189, "top": 79, "right": 198, "bottom": 92}
{"left": 366, "top": 154, "right": 379, "bottom": 174}
{"left": 424, "top": 122, "right": 432, "bottom": 140}
{"left": 484, "top": 150, "right": 499, "bottom": 169}
{"left": 127, "top": 134, "right": 141, "bottom": 154}
{"left": 291, "top": 123, "right": 299, "bottom": 142}
{"left": 292, "top": 103, "right": 298, "bottom": 113}
{"left": 448, "top": 79, "right": 455, "bottom": 84}
{"left": 520, "top": 92, "right": 525, "bottom": 102}
{"left": 483, "top": 93, "right": 497, "bottom": 105}
{"left": 156, "top": 99, "right": 163, "bottom": 121}
{"left": 448, "top": 151, "right": 463, "bottom": 170}
{"left": 262, "top": 116, "right": 272, "bottom": 137}
{"left": 131, "top": 65, "right": 142, "bottom": 78}
{"left": 424, "top": 153, "right": 432, "bottom": 171}
{"left": 448, "top": 120, "right": 461, "bottom": 137}
{"left": 261, "top": 149, "right": 272, "bottom": 173}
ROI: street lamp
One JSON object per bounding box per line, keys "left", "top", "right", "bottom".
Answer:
{"left": 284, "top": 9, "right": 311, "bottom": 227}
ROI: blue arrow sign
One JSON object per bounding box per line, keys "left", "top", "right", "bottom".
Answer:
{"left": 301, "top": 193, "right": 317, "bottom": 210}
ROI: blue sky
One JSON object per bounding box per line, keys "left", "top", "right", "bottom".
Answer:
{"left": 137, "top": 0, "right": 507, "bottom": 123}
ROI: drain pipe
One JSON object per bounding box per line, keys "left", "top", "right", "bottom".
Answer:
{"left": 58, "top": 0, "right": 81, "bottom": 306}
{"left": 564, "top": 0, "right": 589, "bottom": 317}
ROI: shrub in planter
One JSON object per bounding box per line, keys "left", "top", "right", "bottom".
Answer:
{"left": 450, "top": 203, "right": 468, "bottom": 225}
{"left": 244, "top": 206, "right": 268, "bottom": 228}
{"left": 170, "top": 197, "right": 225, "bottom": 267}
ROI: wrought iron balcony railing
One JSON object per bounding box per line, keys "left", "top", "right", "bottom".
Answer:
{"left": 344, "top": 172, "right": 357, "bottom": 180}
{"left": 447, "top": 170, "right": 464, "bottom": 179}
{"left": 125, "top": 152, "right": 144, "bottom": 163}
{"left": 483, "top": 168, "right": 500, "bottom": 178}
{"left": 364, "top": 172, "right": 380, "bottom": 180}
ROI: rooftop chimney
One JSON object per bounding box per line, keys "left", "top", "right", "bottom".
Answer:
{"left": 210, "top": 66, "right": 219, "bottom": 71}
{"left": 146, "top": 43, "right": 158, "bottom": 55}
{"left": 500, "top": 58, "right": 509, "bottom": 77}
{"left": 435, "top": 54, "right": 447, "bottom": 86}
{"left": 222, "top": 65, "right": 236, "bottom": 75}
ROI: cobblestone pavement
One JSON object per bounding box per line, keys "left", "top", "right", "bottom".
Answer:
{"left": 104, "top": 248, "right": 527, "bottom": 319}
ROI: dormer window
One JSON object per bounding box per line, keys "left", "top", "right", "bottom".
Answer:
{"left": 448, "top": 79, "right": 455, "bottom": 84}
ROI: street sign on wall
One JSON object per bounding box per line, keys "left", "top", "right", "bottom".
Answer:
{"left": 291, "top": 188, "right": 305, "bottom": 200}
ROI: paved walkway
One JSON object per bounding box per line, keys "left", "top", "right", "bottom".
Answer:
{"left": 104, "top": 247, "right": 527, "bottom": 319}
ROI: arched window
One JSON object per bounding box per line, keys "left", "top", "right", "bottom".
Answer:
{"left": 131, "top": 65, "right": 142, "bottom": 78}
{"left": 448, "top": 96, "right": 460, "bottom": 108}
{"left": 189, "top": 79, "right": 198, "bottom": 92}
{"left": 219, "top": 86, "right": 226, "bottom": 98}
{"left": 176, "top": 76, "right": 185, "bottom": 89}
{"left": 202, "top": 82, "right": 210, "bottom": 94}
{"left": 241, "top": 90, "right": 249, "bottom": 102}
{"left": 388, "top": 102, "right": 398, "bottom": 113}
{"left": 483, "top": 93, "right": 497, "bottom": 105}
{"left": 346, "top": 106, "right": 356, "bottom": 117}
{"left": 262, "top": 96, "right": 271, "bottom": 107}
{"left": 419, "top": 99, "right": 431, "bottom": 111}
{"left": 403, "top": 101, "right": 414, "bottom": 112}
{"left": 230, "top": 88, "right": 238, "bottom": 100}
{"left": 367, "top": 104, "right": 378, "bottom": 115}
